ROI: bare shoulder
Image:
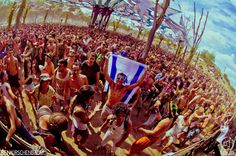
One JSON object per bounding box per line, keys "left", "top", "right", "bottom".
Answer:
{"left": 107, "top": 114, "right": 114, "bottom": 120}
{"left": 13, "top": 57, "right": 18, "bottom": 62}
{"left": 79, "top": 74, "right": 88, "bottom": 79}
{"left": 73, "top": 105, "right": 85, "bottom": 113}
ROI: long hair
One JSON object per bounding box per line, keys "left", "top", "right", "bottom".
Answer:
{"left": 37, "top": 80, "right": 43, "bottom": 100}
{"left": 70, "top": 85, "right": 95, "bottom": 114}
{"left": 24, "top": 59, "right": 32, "bottom": 80}
{"left": 112, "top": 102, "right": 130, "bottom": 131}
{"left": 49, "top": 112, "right": 68, "bottom": 132}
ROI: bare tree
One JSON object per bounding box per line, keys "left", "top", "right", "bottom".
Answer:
{"left": 136, "top": 23, "right": 144, "bottom": 39}
{"left": 175, "top": 39, "right": 184, "bottom": 58}
{"left": 141, "top": 0, "right": 170, "bottom": 59}
{"left": 64, "top": 12, "right": 69, "bottom": 25}
{"left": 43, "top": 9, "right": 50, "bottom": 24}
{"left": 23, "top": 4, "right": 30, "bottom": 24}
{"left": 187, "top": 2, "right": 209, "bottom": 65}
{"left": 15, "top": 0, "right": 26, "bottom": 29}
{"left": 7, "top": 2, "right": 17, "bottom": 30}
{"left": 156, "top": 33, "right": 164, "bottom": 52}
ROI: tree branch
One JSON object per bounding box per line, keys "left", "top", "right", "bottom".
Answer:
{"left": 193, "top": 8, "right": 204, "bottom": 45}
{"left": 196, "top": 11, "right": 209, "bottom": 48}
{"left": 192, "top": 1, "right": 196, "bottom": 45}
{"left": 153, "top": 0, "right": 160, "bottom": 19}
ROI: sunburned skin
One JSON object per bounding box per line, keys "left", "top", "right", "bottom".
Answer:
{"left": 105, "top": 84, "right": 128, "bottom": 108}
{"left": 47, "top": 39, "right": 56, "bottom": 56}
{"left": 103, "top": 54, "right": 147, "bottom": 108}
{"left": 5, "top": 51, "right": 18, "bottom": 76}
{"left": 64, "top": 65, "right": 88, "bottom": 100}
{"left": 177, "top": 92, "right": 189, "bottom": 112}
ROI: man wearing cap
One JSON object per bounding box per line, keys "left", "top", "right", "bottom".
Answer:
{"left": 32, "top": 72, "right": 56, "bottom": 111}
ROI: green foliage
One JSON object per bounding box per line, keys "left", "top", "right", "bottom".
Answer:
{"left": 112, "top": 17, "right": 122, "bottom": 31}
{"left": 200, "top": 50, "right": 215, "bottom": 65}
{"left": 223, "top": 74, "right": 235, "bottom": 95}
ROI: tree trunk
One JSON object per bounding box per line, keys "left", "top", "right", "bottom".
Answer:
{"left": 182, "top": 46, "right": 188, "bottom": 60}
{"left": 141, "top": 0, "right": 170, "bottom": 59}
{"left": 175, "top": 40, "right": 181, "bottom": 58}
{"left": 15, "top": 0, "right": 26, "bottom": 29}
{"left": 137, "top": 28, "right": 143, "bottom": 39}
{"left": 7, "top": 2, "right": 17, "bottom": 30}
{"left": 90, "top": 5, "right": 99, "bottom": 27}
{"left": 43, "top": 9, "right": 50, "bottom": 24}
{"left": 65, "top": 13, "right": 69, "bottom": 25}
{"left": 195, "top": 51, "right": 201, "bottom": 67}
{"left": 156, "top": 37, "right": 164, "bottom": 52}
{"left": 104, "top": 13, "right": 111, "bottom": 30}
{"left": 187, "top": 47, "right": 196, "bottom": 65}
{"left": 23, "top": 6, "right": 29, "bottom": 24}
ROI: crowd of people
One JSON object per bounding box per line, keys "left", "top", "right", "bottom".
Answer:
{"left": 0, "top": 23, "right": 235, "bottom": 155}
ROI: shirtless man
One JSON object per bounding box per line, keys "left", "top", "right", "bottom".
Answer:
{"left": 13, "top": 37, "right": 21, "bottom": 59}
{"left": 0, "top": 90, "right": 39, "bottom": 148}
{"left": 176, "top": 89, "right": 190, "bottom": 113}
{"left": 3, "top": 49, "right": 23, "bottom": 101}
{"left": 64, "top": 64, "right": 88, "bottom": 106}
{"left": 101, "top": 55, "right": 147, "bottom": 120}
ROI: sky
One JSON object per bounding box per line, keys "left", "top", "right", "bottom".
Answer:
{"left": 171, "top": 0, "right": 236, "bottom": 92}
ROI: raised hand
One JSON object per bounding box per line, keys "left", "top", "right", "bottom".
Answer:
{"left": 94, "top": 101, "right": 102, "bottom": 112}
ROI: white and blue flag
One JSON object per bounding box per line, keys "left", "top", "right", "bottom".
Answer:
{"left": 104, "top": 53, "right": 147, "bottom": 104}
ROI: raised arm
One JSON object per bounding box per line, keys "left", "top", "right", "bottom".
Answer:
{"left": 126, "top": 68, "right": 147, "bottom": 91}
{"left": 103, "top": 55, "right": 114, "bottom": 85}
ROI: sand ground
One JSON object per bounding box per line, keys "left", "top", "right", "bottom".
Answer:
{"left": 19, "top": 91, "right": 162, "bottom": 156}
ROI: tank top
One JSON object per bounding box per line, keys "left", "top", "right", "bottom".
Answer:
{"left": 55, "top": 69, "right": 71, "bottom": 100}
{"left": 0, "top": 82, "right": 14, "bottom": 104}
{"left": 109, "top": 119, "right": 125, "bottom": 136}
{"left": 72, "top": 106, "right": 88, "bottom": 130}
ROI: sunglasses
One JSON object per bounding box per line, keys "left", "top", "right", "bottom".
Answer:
{"left": 117, "top": 77, "right": 125, "bottom": 81}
